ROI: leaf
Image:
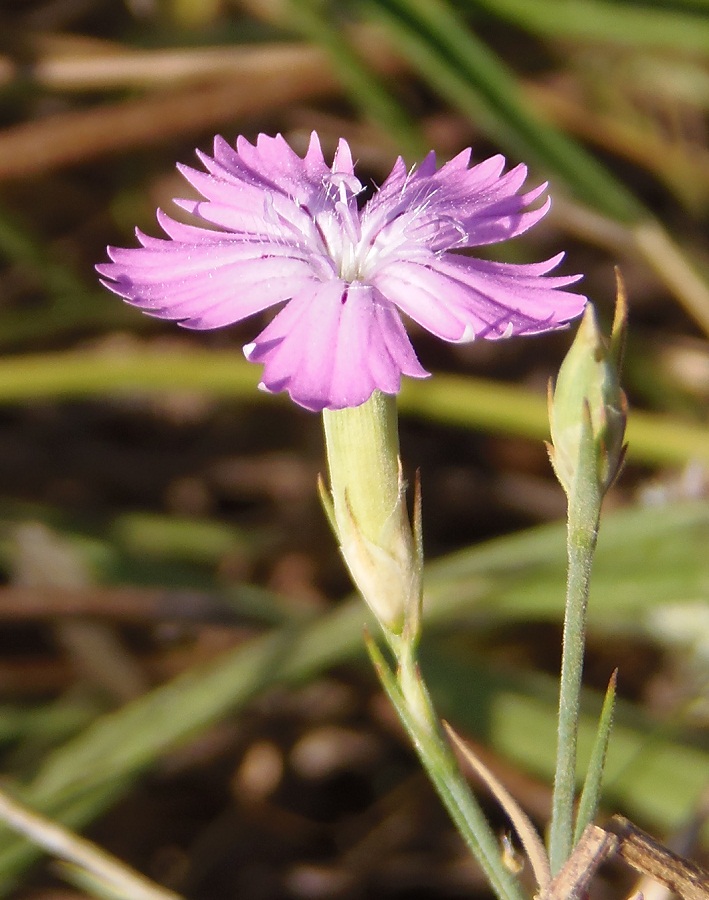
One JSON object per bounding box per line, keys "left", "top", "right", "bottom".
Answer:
{"left": 574, "top": 670, "right": 617, "bottom": 843}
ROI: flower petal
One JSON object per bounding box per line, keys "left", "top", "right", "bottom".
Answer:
{"left": 168, "top": 133, "right": 358, "bottom": 244}
{"left": 244, "top": 281, "right": 428, "bottom": 411}
{"left": 375, "top": 254, "right": 586, "bottom": 341}
{"left": 233, "top": 132, "right": 354, "bottom": 210}
{"left": 98, "top": 237, "right": 317, "bottom": 328}
{"left": 364, "top": 152, "right": 552, "bottom": 252}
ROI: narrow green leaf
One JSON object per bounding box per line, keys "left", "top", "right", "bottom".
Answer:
{"left": 0, "top": 502, "right": 705, "bottom": 889}
{"left": 0, "top": 348, "right": 707, "bottom": 468}
{"left": 574, "top": 669, "right": 617, "bottom": 844}
{"left": 367, "top": 0, "right": 644, "bottom": 220}
{"left": 363, "top": 630, "right": 399, "bottom": 696}
{"left": 285, "top": 0, "right": 426, "bottom": 158}
{"left": 470, "top": 0, "right": 709, "bottom": 52}
{"left": 423, "top": 653, "right": 708, "bottom": 838}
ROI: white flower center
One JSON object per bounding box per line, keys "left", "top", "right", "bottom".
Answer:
{"left": 314, "top": 200, "right": 433, "bottom": 284}
{"left": 287, "top": 174, "right": 464, "bottom": 286}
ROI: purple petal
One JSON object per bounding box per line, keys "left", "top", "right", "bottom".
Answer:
{"left": 153, "top": 209, "right": 226, "bottom": 244}
{"left": 174, "top": 167, "right": 313, "bottom": 242}
{"left": 98, "top": 239, "right": 317, "bottom": 328}
{"left": 233, "top": 132, "right": 348, "bottom": 210}
{"left": 331, "top": 137, "right": 356, "bottom": 176}
{"left": 364, "top": 152, "right": 552, "bottom": 252}
{"left": 436, "top": 254, "right": 586, "bottom": 337}
{"left": 372, "top": 260, "right": 473, "bottom": 341}
{"left": 244, "top": 281, "right": 428, "bottom": 411}
{"left": 375, "top": 255, "right": 586, "bottom": 341}
{"left": 171, "top": 133, "right": 357, "bottom": 241}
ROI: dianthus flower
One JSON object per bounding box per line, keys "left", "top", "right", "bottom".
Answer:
{"left": 98, "top": 132, "right": 586, "bottom": 411}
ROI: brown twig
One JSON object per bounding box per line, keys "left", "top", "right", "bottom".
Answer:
{"left": 608, "top": 815, "right": 709, "bottom": 900}
{"left": 0, "top": 54, "right": 335, "bottom": 180}
{"left": 541, "top": 825, "right": 619, "bottom": 900}
{"left": 0, "top": 584, "right": 237, "bottom": 624}
{"left": 539, "top": 817, "right": 709, "bottom": 900}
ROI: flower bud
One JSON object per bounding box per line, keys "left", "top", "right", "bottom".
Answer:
{"left": 322, "top": 391, "right": 422, "bottom": 637}
{"left": 548, "top": 275, "right": 628, "bottom": 498}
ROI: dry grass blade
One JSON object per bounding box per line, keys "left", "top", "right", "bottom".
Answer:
{"left": 443, "top": 721, "right": 552, "bottom": 893}
{"left": 0, "top": 788, "right": 183, "bottom": 900}
{"left": 0, "top": 48, "right": 334, "bottom": 180}
{"left": 526, "top": 81, "right": 709, "bottom": 209}
{"left": 0, "top": 36, "right": 405, "bottom": 181}
{"left": 0, "top": 25, "right": 401, "bottom": 92}
{"left": 0, "top": 585, "right": 248, "bottom": 625}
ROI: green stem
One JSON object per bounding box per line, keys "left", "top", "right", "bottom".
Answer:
{"left": 548, "top": 440, "right": 602, "bottom": 874}
{"left": 372, "top": 637, "right": 525, "bottom": 900}
{"left": 324, "top": 392, "right": 517, "bottom": 898}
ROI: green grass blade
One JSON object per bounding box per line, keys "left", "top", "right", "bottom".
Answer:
{"left": 0, "top": 348, "right": 707, "bottom": 468}
{"left": 0, "top": 502, "right": 703, "bottom": 889}
{"left": 471, "top": 0, "right": 709, "bottom": 52}
{"left": 367, "top": 0, "right": 644, "bottom": 220}
{"left": 574, "top": 670, "right": 617, "bottom": 844}
{"left": 0, "top": 203, "right": 133, "bottom": 345}
{"left": 424, "top": 653, "right": 708, "bottom": 839}
{"left": 285, "top": 0, "right": 426, "bottom": 158}
{"left": 364, "top": 0, "right": 709, "bottom": 333}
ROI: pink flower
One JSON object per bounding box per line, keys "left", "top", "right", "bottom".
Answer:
{"left": 98, "top": 132, "right": 586, "bottom": 412}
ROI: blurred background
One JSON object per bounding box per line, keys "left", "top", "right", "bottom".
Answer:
{"left": 0, "top": 0, "right": 708, "bottom": 897}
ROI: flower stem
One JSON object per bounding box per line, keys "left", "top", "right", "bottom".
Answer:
{"left": 369, "top": 636, "right": 525, "bottom": 900}
{"left": 324, "top": 391, "right": 523, "bottom": 899}
{"left": 548, "top": 431, "right": 602, "bottom": 874}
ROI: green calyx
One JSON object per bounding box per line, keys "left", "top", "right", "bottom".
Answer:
{"left": 322, "top": 391, "right": 422, "bottom": 637}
